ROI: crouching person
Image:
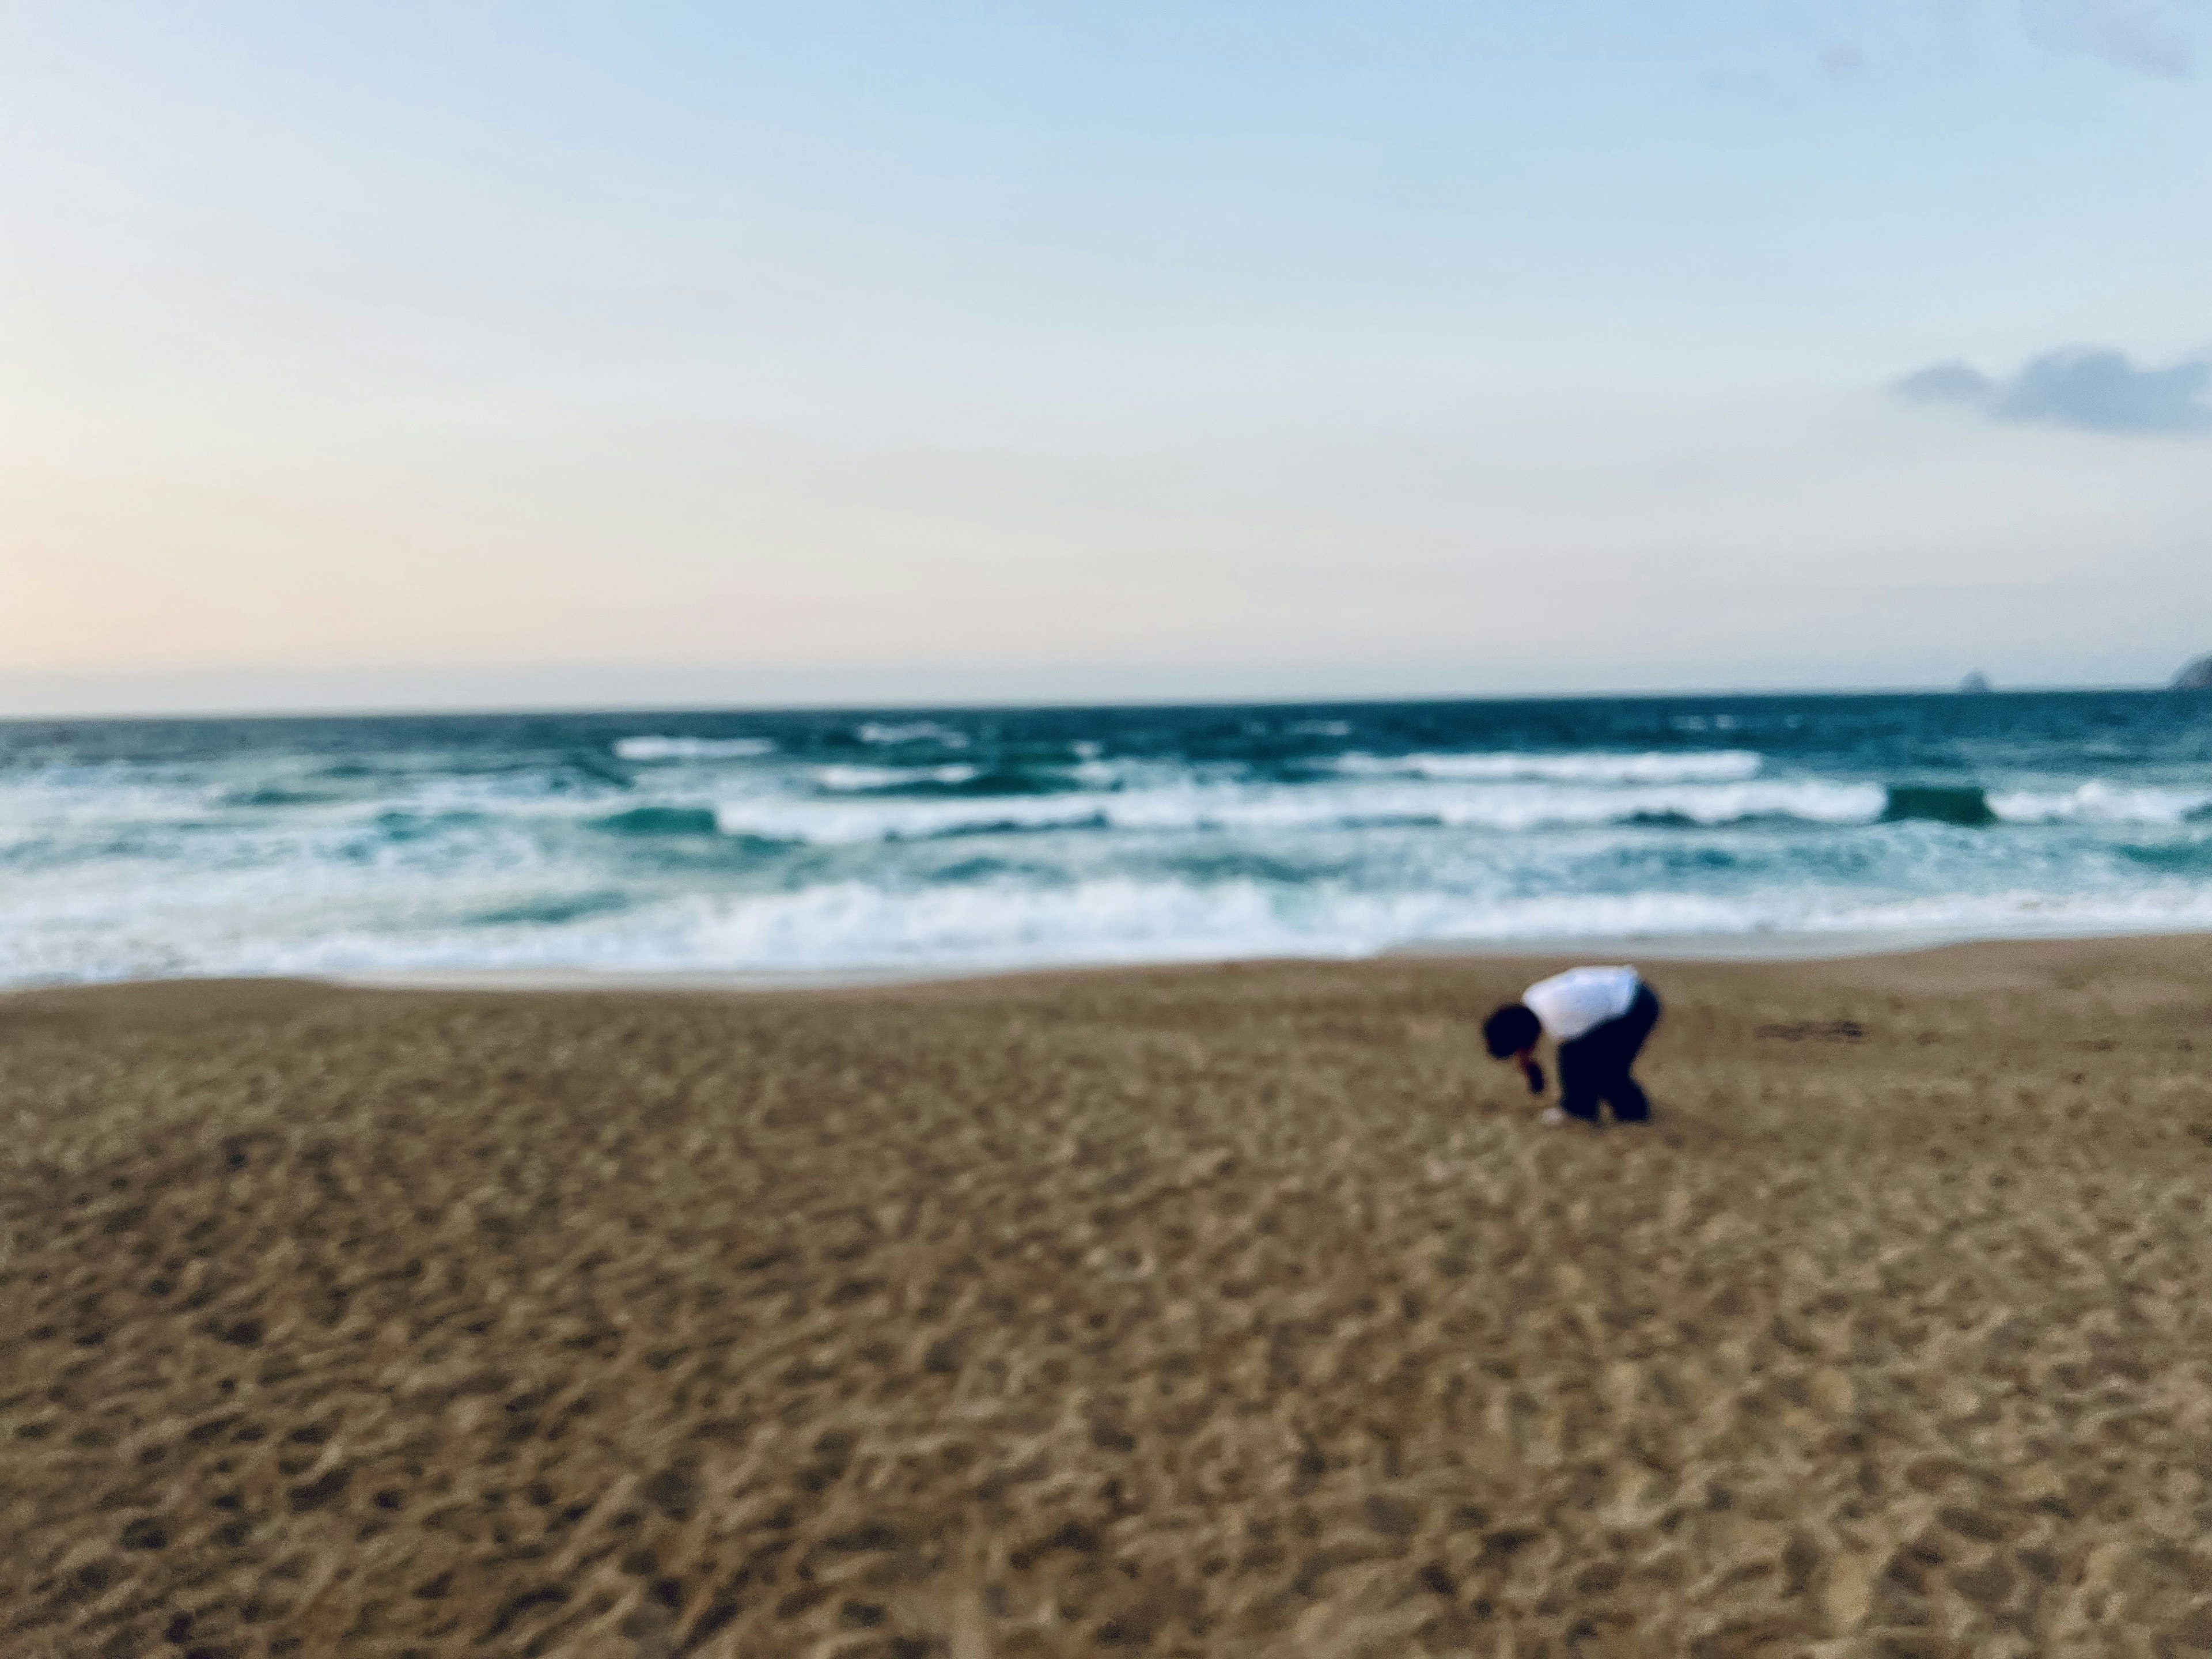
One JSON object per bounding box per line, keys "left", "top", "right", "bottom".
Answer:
{"left": 1483, "top": 965, "right": 1662, "bottom": 1125}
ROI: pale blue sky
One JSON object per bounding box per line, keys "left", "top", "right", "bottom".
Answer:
{"left": 3, "top": 2, "right": 2208, "bottom": 713}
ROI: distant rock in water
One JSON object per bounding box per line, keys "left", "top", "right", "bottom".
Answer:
{"left": 1957, "top": 671, "right": 1993, "bottom": 694}
{"left": 2175, "top": 655, "right": 2212, "bottom": 691}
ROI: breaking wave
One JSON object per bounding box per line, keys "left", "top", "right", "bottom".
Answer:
{"left": 709, "top": 778, "right": 1889, "bottom": 844}
{"left": 1884, "top": 785, "right": 1997, "bottom": 827}
{"left": 1332, "top": 749, "right": 1764, "bottom": 784}
{"left": 855, "top": 721, "right": 970, "bottom": 748}
{"left": 5, "top": 691, "right": 2210, "bottom": 985}
{"left": 614, "top": 736, "right": 776, "bottom": 762}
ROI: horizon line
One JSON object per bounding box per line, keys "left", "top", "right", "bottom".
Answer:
{"left": 0, "top": 680, "right": 2190, "bottom": 726}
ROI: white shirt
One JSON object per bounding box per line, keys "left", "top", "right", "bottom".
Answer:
{"left": 1523, "top": 966, "right": 1641, "bottom": 1043}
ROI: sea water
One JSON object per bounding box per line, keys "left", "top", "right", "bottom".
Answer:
{"left": 2, "top": 691, "right": 2209, "bottom": 986}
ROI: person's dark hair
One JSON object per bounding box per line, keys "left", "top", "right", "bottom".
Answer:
{"left": 1483, "top": 1002, "right": 1541, "bottom": 1059}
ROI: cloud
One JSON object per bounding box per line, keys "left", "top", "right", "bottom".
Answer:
{"left": 1895, "top": 362, "right": 1997, "bottom": 405}
{"left": 1895, "top": 347, "right": 2212, "bottom": 435}
{"left": 2021, "top": 0, "right": 2193, "bottom": 77}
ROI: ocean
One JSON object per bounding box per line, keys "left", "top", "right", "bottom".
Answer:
{"left": 3, "top": 691, "right": 2209, "bottom": 988}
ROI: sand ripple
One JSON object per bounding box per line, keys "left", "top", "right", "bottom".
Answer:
{"left": 3, "top": 942, "right": 2211, "bottom": 1656}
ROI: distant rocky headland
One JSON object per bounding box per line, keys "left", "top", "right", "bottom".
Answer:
{"left": 2176, "top": 655, "right": 2212, "bottom": 690}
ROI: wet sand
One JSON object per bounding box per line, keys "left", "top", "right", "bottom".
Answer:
{"left": 3, "top": 938, "right": 2210, "bottom": 1657}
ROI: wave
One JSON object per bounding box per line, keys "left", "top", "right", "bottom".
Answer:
{"left": 650, "top": 881, "right": 2212, "bottom": 972}
{"left": 1988, "top": 781, "right": 2212, "bottom": 825}
{"left": 1331, "top": 749, "right": 1764, "bottom": 784}
{"left": 26, "top": 876, "right": 2212, "bottom": 986}
{"left": 1883, "top": 785, "right": 1997, "bottom": 827}
{"left": 374, "top": 809, "right": 491, "bottom": 843}
{"left": 722, "top": 766, "right": 2202, "bottom": 844}
{"left": 613, "top": 736, "right": 775, "bottom": 762}
{"left": 855, "top": 720, "right": 969, "bottom": 748}
{"left": 922, "top": 812, "right": 1115, "bottom": 840}
{"left": 1868, "top": 779, "right": 2212, "bottom": 827}
{"left": 810, "top": 763, "right": 1093, "bottom": 799}
{"left": 221, "top": 785, "right": 339, "bottom": 809}
{"left": 2120, "top": 842, "right": 2212, "bottom": 873}
{"left": 471, "top": 891, "right": 634, "bottom": 927}
{"left": 11, "top": 698, "right": 2212, "bottom": 988}
{"left": 711, "top": 778, "right": 1887, "bottom": 844}
{"left": 809, "top": 764, "right": 982, "bottom": 793}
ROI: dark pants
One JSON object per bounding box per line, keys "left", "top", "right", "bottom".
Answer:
{"left": 1556, "top": 984, "right": 1661, "bottom": 1123}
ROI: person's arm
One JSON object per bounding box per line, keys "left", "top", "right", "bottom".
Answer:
{"left": 1516, "top": 1047, "right": 1546, "bottom": 1095}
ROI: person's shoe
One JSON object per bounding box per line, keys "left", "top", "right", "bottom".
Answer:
{"left": 1539, "top": 1106, "right": 1570, "bottom": 1126}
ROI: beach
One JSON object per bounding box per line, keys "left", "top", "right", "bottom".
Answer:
{"left": 4, "top": 938, "right": 2210, "bottom": 1657}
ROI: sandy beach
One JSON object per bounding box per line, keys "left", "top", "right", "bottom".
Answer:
{"left": 4, "top": 938, "right": 2210, "bottom": 1658}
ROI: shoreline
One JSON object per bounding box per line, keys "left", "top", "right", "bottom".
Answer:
{"left": 8, "top": 923, "right": 2208, "bottom": 1000}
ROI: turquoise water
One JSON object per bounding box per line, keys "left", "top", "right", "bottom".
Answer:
{"left": 2, "top": 690, "right": 2209, "bottom": 985}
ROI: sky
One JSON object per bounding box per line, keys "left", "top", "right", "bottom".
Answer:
{"left": 3, "top": 2, "right": 2209, "bottom": 715}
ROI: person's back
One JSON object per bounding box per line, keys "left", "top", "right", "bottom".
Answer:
{"left": 1522, "top": 965, "right": 1640, "bottom": 1044}
{"left": 1483, "top": 965, "right": 1661, "bottom": 1124}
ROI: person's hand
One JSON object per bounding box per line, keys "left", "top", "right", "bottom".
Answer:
{"left": 1521, "top": 1056, "right": 1546, "bottom": 1096}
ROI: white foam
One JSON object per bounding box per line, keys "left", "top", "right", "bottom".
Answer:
{"left": 613, "top": 736, "right": 776, "bottom": 761}
{"left": 1332, "top": 749, "right": 1763, "bottom": 784}
{"left": 855, "top": 721, "right": 969, "bottom": 748}
{"left": 1989, "top": 781, "right": 2212, "bottom": 825}
{"left": 709, "top": 777, "right": 1882, "bottom": 844}
{"left": 18, "top": 873, "right": 2212, "bottom": 989}
{"left": 808, "top": 763, "right": 980, "bottom": 792}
